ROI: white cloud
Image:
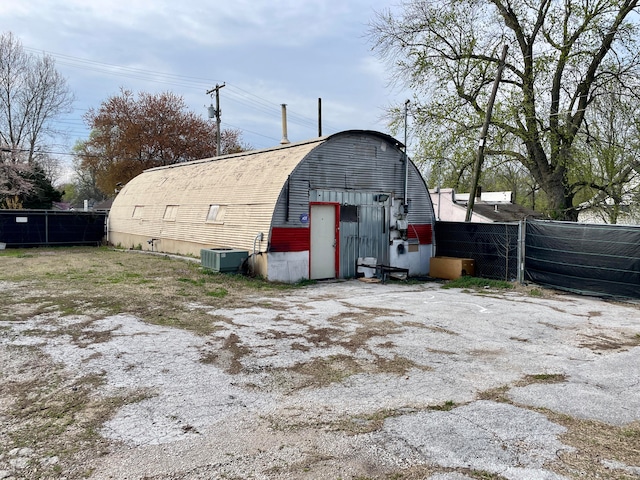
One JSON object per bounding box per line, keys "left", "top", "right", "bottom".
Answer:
{"left": 3, "top": 0, "right": 405, "bottom": 153}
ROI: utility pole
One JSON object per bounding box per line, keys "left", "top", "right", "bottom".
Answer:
{"left": 206, "top": 83, "right": 225, "bottom": 156}
{"left": 403, "top": 99, "right": 410, "bottom": 211}
{"left": 465, "top": 45, "right": 508, "bottom": 222}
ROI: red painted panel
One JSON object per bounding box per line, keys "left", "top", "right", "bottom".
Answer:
{"left": 407, "top": 224, "right": 433, "bottom": 244}
{"left": 270, "top": 227, "right": 310, "bottom": 252}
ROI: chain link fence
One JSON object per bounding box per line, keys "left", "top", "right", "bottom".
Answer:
{"left": 435, "top": 219, "right": 640, "bottom": 299}
{"left": 434, "top": 221, "right": 520, "bottom": 281}
{"left": 0, "top": 210, "right": 107, "bottom": 247}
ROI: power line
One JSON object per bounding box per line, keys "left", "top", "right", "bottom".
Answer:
{"left": 26, "top": 47, "right": 334, "bottom": 133}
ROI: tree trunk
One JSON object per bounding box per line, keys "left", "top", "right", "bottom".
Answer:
{"left": 545, "top": 176, "right": 577, "bottom": 221}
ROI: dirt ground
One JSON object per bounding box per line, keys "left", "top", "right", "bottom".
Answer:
{"left": 1, "top": 248, "right": 639, "bottom": 480}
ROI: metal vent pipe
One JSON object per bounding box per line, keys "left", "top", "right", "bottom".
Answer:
{"left": 280, "top": 104, "right": 290, "bottom": 145}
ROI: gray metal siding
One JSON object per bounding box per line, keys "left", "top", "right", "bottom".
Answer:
{"left": 310, "top": 190, "right": 391, "bottom": 277}
{"left": 272, "top": 132, "right": 434, "bottom": 228}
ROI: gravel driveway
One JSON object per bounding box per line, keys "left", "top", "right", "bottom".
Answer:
{"left": 2, "top": 278, "right": 640, "bottom": 479}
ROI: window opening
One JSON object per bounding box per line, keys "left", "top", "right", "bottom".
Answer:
{"left": 206, "top": 204, "right": 227, "bottom": 223}
{"left": 132, "top": 206, "right": 144, "bottom": 219}
{"left": 163, "top": 205, "right": 178, "bottom": 221}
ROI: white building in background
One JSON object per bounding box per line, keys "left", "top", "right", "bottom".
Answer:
{"left": 577, "top": 175, "right": 640, "bottom": 225}
{"left": 430, "top": 188, "right": 547, "bottom": 223}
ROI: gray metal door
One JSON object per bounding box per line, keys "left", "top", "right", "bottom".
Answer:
{"left": 338, "top": 201, "right": 389, "bottom": 278}
{"left": 358, "top": 204, "right": 389, "bottom": 266}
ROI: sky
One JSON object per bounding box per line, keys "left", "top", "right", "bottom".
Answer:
{"left": 2, "top": 0, "right": 409, "bottom": 182}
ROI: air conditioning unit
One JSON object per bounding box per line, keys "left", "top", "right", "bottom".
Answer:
{"left": 200, "top": 248, "right": 248, "bottom": 273}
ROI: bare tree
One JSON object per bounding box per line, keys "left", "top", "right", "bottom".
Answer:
{"left": 0, "top": 31, "right": 73, "bottom": 207}
{"left": 0, "top": 32, "right": 73, "bottom": 162}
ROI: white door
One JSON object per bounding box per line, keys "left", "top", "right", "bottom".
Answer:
{"left": 310, "top": 204, "right": 336, "bottom": 279}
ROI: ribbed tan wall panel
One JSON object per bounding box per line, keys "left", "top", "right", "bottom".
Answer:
{"left": 109, "top": 139, "right": 322, "bottom": 253}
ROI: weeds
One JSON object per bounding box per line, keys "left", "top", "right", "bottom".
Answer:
{"left": 441, "top": 276, "right": 514, "bottom": 290}
{"left": 0, "top": 247, "right": 297, "bottom": 335}
{"left": 1, "top": 345, "right": 153, "bottom": 480}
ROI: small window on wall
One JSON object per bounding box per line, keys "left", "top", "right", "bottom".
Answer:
{"left": 132, "top": 206, "right": 144, "bottom": 218}
{"left": 163, "top": 205, "right": 179, "bottom": 221}
{"left": 340, "top": 205, "right": 358, "bottom": 223}
{"left": 206, "top": 204, "right": 227, "bottom": 223}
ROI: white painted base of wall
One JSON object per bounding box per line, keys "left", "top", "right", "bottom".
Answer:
{"left": 418, "top": 244, "right": 433, "bottom": 276}
{"left": 389, "top": 240, "right": 432, "bottom": 276}
{"left": 266, "top": 251, "right": 309, "bottom": 283}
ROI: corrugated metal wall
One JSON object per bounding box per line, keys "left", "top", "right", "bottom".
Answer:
{"left": 271, "top": 131, "right": 434, "bottom": 277}
{"left": 309, "top": 190, "right": 390, "bottom": 277}
{"left": 272, "top": 132, "right": 433, "bottom": 226}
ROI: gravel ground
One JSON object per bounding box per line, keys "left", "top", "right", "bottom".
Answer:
{"left": 1, "top": 279, "right": 640, "bottom": 479}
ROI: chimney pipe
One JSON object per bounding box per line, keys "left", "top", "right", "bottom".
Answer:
{"left": 280, "top": 104, "right": 290, "bottom": 145}
{"left": 318, "top": 98, "right": 322, "bottom": 137}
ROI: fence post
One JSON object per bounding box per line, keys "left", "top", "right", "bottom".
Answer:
{"left": 517, "top": 220, "right": 526, "bottom": 284}
{"left": 45, "top": 211, "right": 49, "bottom": 246}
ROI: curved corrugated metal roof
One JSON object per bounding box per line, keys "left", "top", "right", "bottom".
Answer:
{"left": 118, "top": 137, "right": 323, "bottom": 205}
{"left": 113, "top": 130, "right": 401, "bottom": 208}
{"left": 109, "top": 136, "right": 324, "bottom": 253}
{"left": 109, "top": 130, "right": 408, "bottom": 254}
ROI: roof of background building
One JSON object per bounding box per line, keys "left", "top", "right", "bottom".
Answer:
{"left": 472, "top": 202, "right": 547, "bottom": 222}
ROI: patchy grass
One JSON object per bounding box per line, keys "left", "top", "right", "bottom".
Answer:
{"left": 441, "top": 276, "right": 514, "bottom": 291}
{"left": 0, "top": 344, "right": 153, "bottom": 480}
{"left": 476, "top": 375, "right": 640, "bottom": 479}
{"left": 549, "top": 414, "right": 640, "bottom": 479}
{"left": 0, "top": 247, "right": 299, "bottom": 334}
{"left": 206, "top": 287, "right": 229, "bottom": 298}
{"left": 335, "top": 408, "right": 417, "bottom": 435}
{"left": 2, "top": 247, "right": 638, "bottom": 480}
{"left": 0, "top": 247, "right": 315, "bottom": 477}
{"left": 200, "top": 333, "right": 250, "bottom": 374}
{"left": 520, "top": 373, "right": 567, "bottom": 385}
{"left": 579, "top": 332, "right": 640, "bottom": 352}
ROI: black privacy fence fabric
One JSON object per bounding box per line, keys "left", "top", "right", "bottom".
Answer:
{"left": 0, "top": 211, "right": 107, "bottom": 247}
{"left": 525, "top": 220, "right": 640, "bottom": 299}
{"left": 435, "top": 221, "right": 520, "bottom": 281}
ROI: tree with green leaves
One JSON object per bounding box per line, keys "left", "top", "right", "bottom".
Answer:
{"left": 575, "top": 88, "right": 640, "bottom": 223}
{"left": 370, "top": 0, "right": 640, "bottom": 220}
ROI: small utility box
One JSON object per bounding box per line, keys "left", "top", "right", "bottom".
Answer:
{"left": 429, "top": 256, "right": 475, "bottom": 280}
{"left": 201, "top": 248, "right": 248, "bottom": 273}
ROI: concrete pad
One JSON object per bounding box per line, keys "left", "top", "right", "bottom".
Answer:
{"left": 3, "top": 280, "right": 640, "bottom": 478}
{"left": 509, "top": 348, "right": 640, "bottom": 425}
{"left": 378, "top": 401, "right": 570, "bottom": 480}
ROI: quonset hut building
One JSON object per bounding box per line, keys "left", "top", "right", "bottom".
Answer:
{"left": 108, "top": 130, "right": 436, "bottom": 282}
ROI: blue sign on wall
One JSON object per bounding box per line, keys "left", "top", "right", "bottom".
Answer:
{"left": 300, "top": 213, "right": 309, "bottom": 224}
